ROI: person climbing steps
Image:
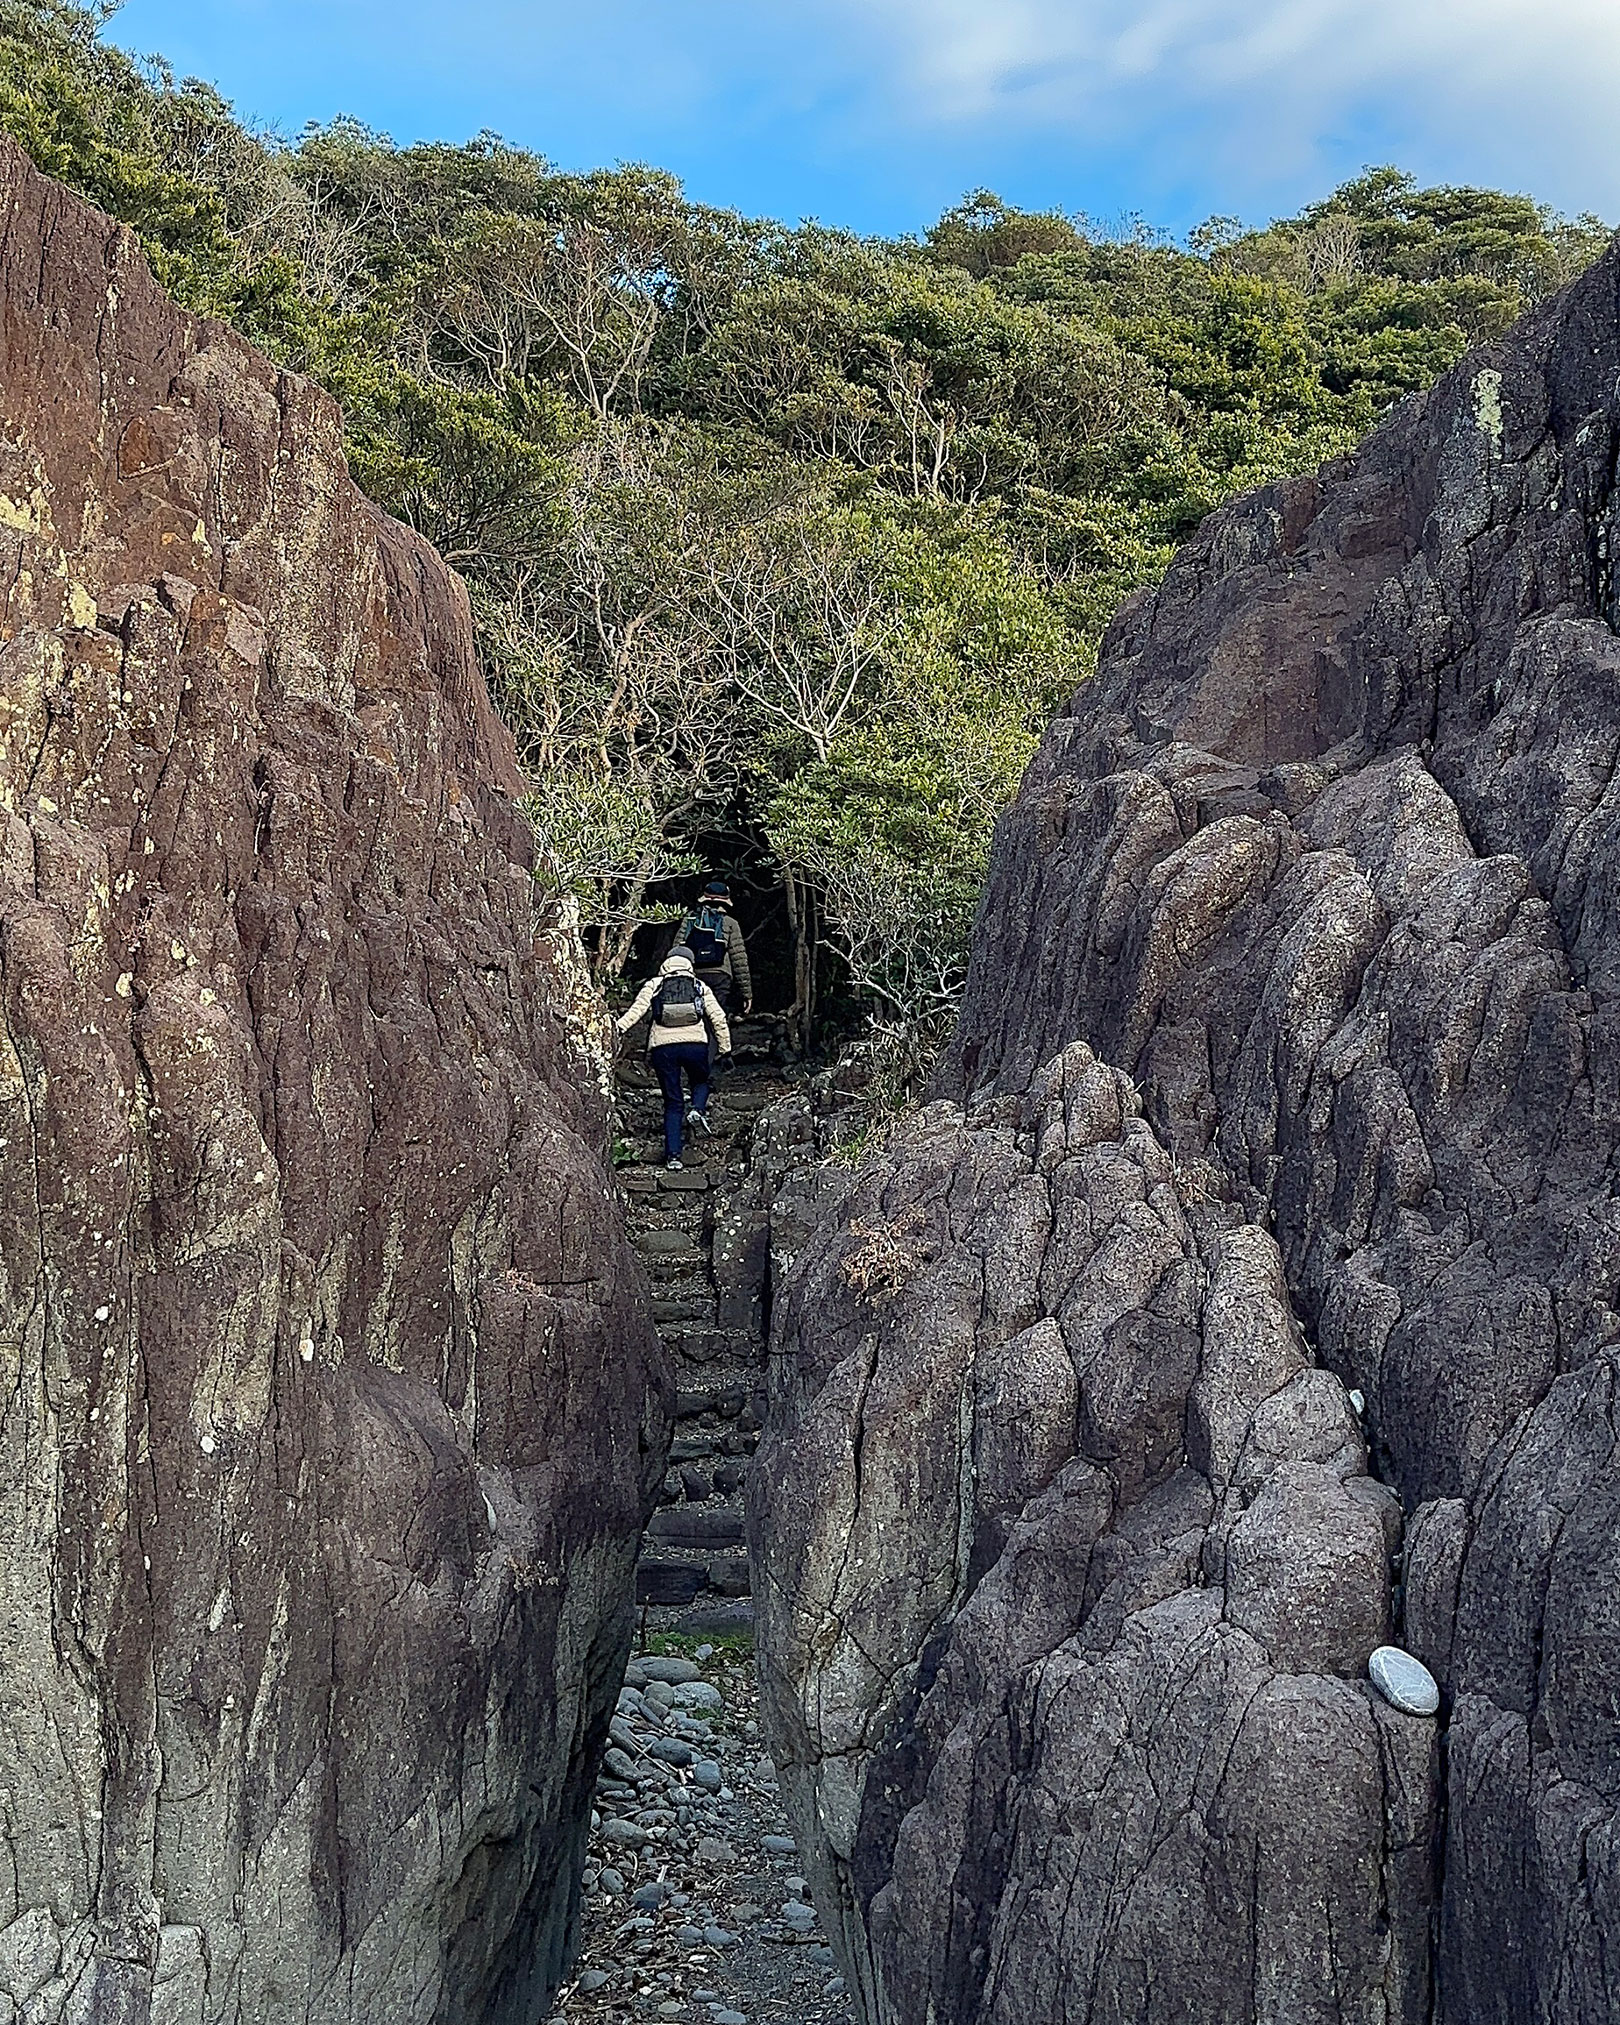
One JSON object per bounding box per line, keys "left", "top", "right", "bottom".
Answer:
{"left": 677, "top": 878, "right": 753, "bottom": 1021}
{"left": 617, "top": 947, "right": 732, "bottom": 1169}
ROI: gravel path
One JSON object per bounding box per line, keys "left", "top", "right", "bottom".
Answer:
{"left": 547, "top": 1639, "right": 854, "bottom": 2025}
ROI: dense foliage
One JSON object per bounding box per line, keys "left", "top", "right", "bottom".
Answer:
{"left": 3, "top": 1, "right": 1610, "bottom": 1051}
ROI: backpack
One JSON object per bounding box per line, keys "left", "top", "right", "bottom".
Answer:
{"left": 686, "top": 904, "right": 728, "bottom": 970}
{"left": 652, "top": 974, "right": 705, "bottom": 1030}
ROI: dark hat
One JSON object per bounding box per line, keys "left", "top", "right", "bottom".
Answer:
{"left": 703, "top": 878, "right": 730, "bottom": 896}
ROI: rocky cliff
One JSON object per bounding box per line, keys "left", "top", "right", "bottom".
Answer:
{"left": 751, "top": 233, "right": 1620, "bottom": 2020}
{"left": 0, "top": 142, "right": 666, "bottom": 2024}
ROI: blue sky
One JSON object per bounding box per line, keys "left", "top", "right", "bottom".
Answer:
{"left": 109, "top": 1, "right": 1620, "bottom": 240}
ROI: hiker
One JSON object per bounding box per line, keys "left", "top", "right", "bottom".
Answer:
{"left": 616, "top": 947, "right": 732, "bottom": 1172}
{"left": 676, "top": 879, "right": 753, "bottom": 1018}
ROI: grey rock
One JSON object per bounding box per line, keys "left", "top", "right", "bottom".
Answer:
{"left": 674, "top": 1681, "right": 725, "bottom": 1712}
{"left": 639, "top": 1656, "right": 703, "bottom": 1684}
{"left": 702, "top": 1925, "right": 740, "bottom": 1949}
{"left": 753, "top": 235, "right": 1620, "bottom": 2025}
{"left": 597, "top": 1870, "right": 626, "bottom": 1898}
{"left": 752, "top": 1051, "right": 1431, "bottom": 2025}
{"left": 692, "top": 1760, "right": 724, "bottom": 1793}
{"left": 649, "top": 1737, "right": 695, "bottom": 1766}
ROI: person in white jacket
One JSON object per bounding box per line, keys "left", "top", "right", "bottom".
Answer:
{"left": 616, "top": 947, "right": 732, "bottom": 1170}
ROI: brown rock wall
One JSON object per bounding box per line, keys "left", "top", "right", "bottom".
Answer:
{"left": 0, "top": 141, "right": 666, "bottom": 2025}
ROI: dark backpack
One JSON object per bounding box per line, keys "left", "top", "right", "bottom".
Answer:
{"left": 652, "top": 974, "right": 705, "bottom": 1029}
{"left": 686, "top": 904, "right": 728, "bottom": 970}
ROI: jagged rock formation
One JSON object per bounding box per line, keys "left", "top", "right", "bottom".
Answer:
{"left": 0, "top": 143, "right": 666, "bottom": 2024}
{"left": 752, "top": 234, "right": 1620, "bottom": 2022}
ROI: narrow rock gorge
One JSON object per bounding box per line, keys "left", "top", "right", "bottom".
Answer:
{"left": 0, "top": 141, "right": 666, "bottom": 2024}
{"left": 751, "top": 231, "right": 1620, "bottom": 2019}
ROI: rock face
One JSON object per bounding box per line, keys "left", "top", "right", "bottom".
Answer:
{"left": 0, "top": 143, "right": 666, "bottom": 2024}
{"left": 752, "top": 236, "right": 1620, "bottom": 2022}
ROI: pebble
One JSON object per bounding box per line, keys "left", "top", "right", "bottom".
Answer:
{"left": 570, "top": 1641, "right": 850, "bottom": 2024}
{"left": 1369, "top": 1644, "right": 1441, "bottom": 1716}
{"left": 714, "top": 2013, "right": 748, "bottom": 2025}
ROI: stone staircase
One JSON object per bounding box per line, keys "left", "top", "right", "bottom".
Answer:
{"left": 615, "top": 1018, "right": 799, "bottom": 1624}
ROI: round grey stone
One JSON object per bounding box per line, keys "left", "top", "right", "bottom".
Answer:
{"left": 639, "top": 1656, "right": 702, "bottom": 1684}
{"left": 1369, "top": 1644, "right": 1441, "bottom": 1716}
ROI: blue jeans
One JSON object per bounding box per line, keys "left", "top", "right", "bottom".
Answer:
{"left": 653, "top": 1042, "right": 711, "bottom": 1160}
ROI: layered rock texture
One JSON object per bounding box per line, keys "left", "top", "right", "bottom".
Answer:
{"left": 0, "top": 144, "right": 665, "bottom": 2023}
{"left": 752, "top": 236, "right": 1620, "bottom": 2021}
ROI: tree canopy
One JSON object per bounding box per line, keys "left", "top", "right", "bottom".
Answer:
{"left": 2, "top": 1, "right": 1611, "bottom": 1058}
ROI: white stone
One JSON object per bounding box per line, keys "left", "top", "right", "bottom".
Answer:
{"left": 199, "top": 1435, "right": 216, "bottom": 1456}
{"left": 1369, "top": 1644, "right": 1440, "bottom": 1716}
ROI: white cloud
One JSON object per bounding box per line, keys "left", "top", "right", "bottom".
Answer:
{"left": 823, "top": 0, "right": 1620, "bottom": 213}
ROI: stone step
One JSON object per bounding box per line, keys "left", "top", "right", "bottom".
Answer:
{"left": 629, "top": 1203, "right": 708, "bottom": 1238}
{"left": 649, "top": 1506, "right": 746, "bottom": 1550}
{"left": 640, "top": 1251, "right": 711, "bottom": 1282}
{"left": 676, "top": 1384, "right": 751, "bottom": 1420}
{"left": 635, "top": 1560, "right": 705, "bottom": 1606}
{"left": 659, "top": 1326, "right": 758, "bottom": 1368}
{"left": 636, "top": 1229, "right": 703, "bottom": 1261}
{"left": 652, "top": 1295, "right": 715, "bottom": 1325}
{"left": 665, "top": 1457, "right": 750, "bottom": 1496}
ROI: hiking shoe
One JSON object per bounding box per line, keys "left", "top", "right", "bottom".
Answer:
{"left": 665, "top": 1158, "right": 684, "bottom": 1172}
{"left": 686, "top": 1109, "right": 711, "bottom": 1135}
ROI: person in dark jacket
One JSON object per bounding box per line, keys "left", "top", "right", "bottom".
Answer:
{"left": 616, "top": 948, "right": 732, "bottom": 1170}
{"left": 676, "top": 879, "right": 753, "bottom": 1017}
